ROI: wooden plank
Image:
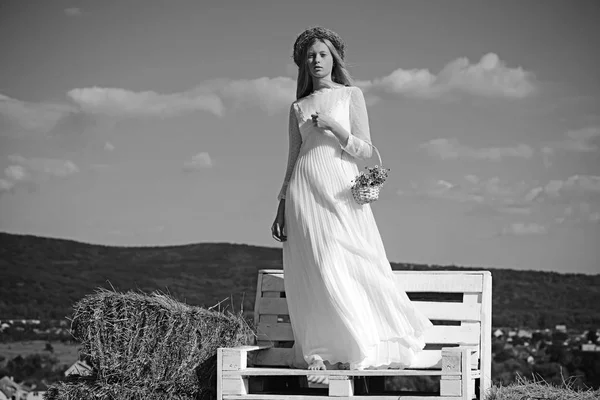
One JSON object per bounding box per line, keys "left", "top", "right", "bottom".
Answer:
{"left": 260, "top": 315, "right": 279, "bottom": 324}
{"left": 253, "top": 271, "right": 265, "bottom": 330}
{"left": 252, "top": 347, "right": 292, "bottom": 366}
{"left": 257, "top": 323, "right": 481, "bottom": 346}
{"left": 394, "top": 273, "right": 483, "bottom": 293}
{"left": 254, "top": 349, "right": 460, "bottom": 370}
{"left": 258, "top": 298, "right": 289, "bottom": 315}
{"left": 480, "top": 271, "right": 493, "bottom": 399}
{"left": 257, "top": 298, "right": 482, "bottom": 322}
{"left": 440, "top": 378, "right": 461, "bottom": 397}
{"left": 259, "top": 269, "right": 490, "bottom": 277}
{"left": 217, "top": 348, "right": 223, "bottom": 400}
{"left": 258, "top": 270, "right": 485, "bottom": 293}
{"left": 223, "top": 368, "right": 463, "bottom": 377}
{"left": 262, "top": 273, "right": 285, "bottom": 291}
{"left": 462, "top": 348, "right": 472, "bottom": 400}
{"left": 221, "top": 348, "right": 248, "bottom": 371}
{"left": 222, "top": 377, "right": 248, "bottom": 395}
{"left": 253, "top": 347, "right": 479, "bottom": 370}
{"left": 224, "top": 395, "right": 464, "bottom": 400}
{"left": 329, "top": 376, "right": 354, "bottom": 396}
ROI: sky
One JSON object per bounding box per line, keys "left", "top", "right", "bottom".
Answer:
{"left": 0, "top": 0, "right": 599, "bottom": 275}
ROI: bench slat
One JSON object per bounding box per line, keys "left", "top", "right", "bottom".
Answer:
{"left": 394, "top": 273, "right": 483, "bottom": 292}
{"left": 224, "top": 367, "right": 466, "bottom": 377}
{"left": 224, "top": 394, "right": 466, "bottom": 400}
{"left": 252, "top": 347, "right": 478, "bottom": 369}
{"left": 258, "top": 298, "right": 482, "bottom": 322}
{"left": 257, "top": 323, "right": 480, "bottom": 345}
{"left": 260, "top": 272, "right": 484, "bottom": 293}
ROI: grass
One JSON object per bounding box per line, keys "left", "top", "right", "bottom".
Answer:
{"left": 0, "top": 340, "right": 80, "bottom": 367}
{"left": 485, "top": 375, "right": 600, "bottom": 400}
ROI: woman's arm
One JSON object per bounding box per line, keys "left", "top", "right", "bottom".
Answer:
{"left": 328, "top": 87, "right": 374, "bottom": 159}
{"left": 277, "top": 103, "right": 303, "bottom": 201}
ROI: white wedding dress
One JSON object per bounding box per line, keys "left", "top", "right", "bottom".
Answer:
{"left": 278, "top": 85, "right": 433, "bottom": 370}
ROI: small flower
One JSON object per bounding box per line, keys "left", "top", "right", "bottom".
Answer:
{"left": 351, "top": 164, "right": 390, "bottom": 189}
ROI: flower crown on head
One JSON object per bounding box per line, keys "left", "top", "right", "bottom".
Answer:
{"left": 292, "top": 26, "right": 346, "bottom": 67}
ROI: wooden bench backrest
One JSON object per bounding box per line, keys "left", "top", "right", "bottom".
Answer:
{"left": 253, "top": 269, "right": 491, "bottom": 375}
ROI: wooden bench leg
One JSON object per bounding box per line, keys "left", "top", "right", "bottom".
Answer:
{"left": 440, "top": 347, "right": 475, "bottom": 399}
{"left": 329, "top": 376, "right": 354, "bottom": 397}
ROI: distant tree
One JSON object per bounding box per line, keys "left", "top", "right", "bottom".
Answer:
{"left": 586, "top": 328, "right": 598, "bottom": 343}
{"left": 492, "top": 340, "right": 505, "bottom": 355}
{"left": 44, "top": 342, "right": 54, "bottom": 353}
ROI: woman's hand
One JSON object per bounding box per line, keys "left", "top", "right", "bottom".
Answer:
{"left": 271, "top": 206, "right": 287, "bottom": 242}
{"left": 311, "top": 111, "right": 337, "bottom": 132}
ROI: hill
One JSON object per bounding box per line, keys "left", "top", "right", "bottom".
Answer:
{"left": 1, "top": 232, "right": 599, "bottom": 329}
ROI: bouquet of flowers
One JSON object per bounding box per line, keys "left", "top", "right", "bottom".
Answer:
{"left": 351, "top": 164, "right": 390, "bottom": 205}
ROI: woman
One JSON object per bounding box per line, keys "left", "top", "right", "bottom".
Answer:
{"left": 271, "top": 26, "right": 433, "bottom": 371}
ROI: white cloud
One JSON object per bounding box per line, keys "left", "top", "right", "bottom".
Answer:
{"left": 104, "top": 142, "right": 115, "bottom": 151}
{"left": 183, "top": 152, "right": 213, "bottom": 170}
{"left": 0, "top": 94, "right": 77, "bottom": 135}
{"left": 400, "top": 175, "right": 532, "bottom": 214}
{"left": 64, "top": 8, "right": 83, "bottom": 16}
{"left": 1, "top": 155, "right": 80, "bottom": 194}
{"left": 525, "top": 175, "right": 600, "bottom": 227}
{"left": 399, "top": 178, "right": 485, "bottom": 203}
{"left": 362, "top": 53, "right": 535, "bottom": 99}
{"left": 541, "top": 127, "right": 600, "bottom": 167}
{"left": 501, "top": 222, "right": 547, "bottom": 236}
{"left": 555, "top": 202, "right": 600, "bottom": 226}
{"left": 525, "top": 175, "right": 600, "bottom": 203}
{"left": 218, "top": 77, "right": 296, "bottom": 116}
{"left": 420, "top": 138, "right": 534, "bottom": 161}
{"left": 8, "top": 154, "right": 79, "bottom": 177}
{"left": 66, "top": 76, "right": 296, "bottom": 119}
{"left": 5, "top": 165, "right": 29, "bottom": 181}
{"left": 0, "top": 179, "right": 14, "bottom": 193}
{"left": 67, "top": 87, "right": 225, "bottom": 118}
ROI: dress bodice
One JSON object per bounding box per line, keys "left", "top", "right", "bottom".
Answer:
{"left": 277, "top": 85, "right": 375, "bottom": 201}
{"left": 293, "top": 86, "right": 353, "bottom": 142}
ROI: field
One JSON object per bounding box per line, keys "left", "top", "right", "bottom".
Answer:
{"left": 0, "top": 340, "right": 80, "bottom": 368}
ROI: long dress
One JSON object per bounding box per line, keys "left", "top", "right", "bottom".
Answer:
{"left": 277, "top": 85, "right": 433, "bottom": 370}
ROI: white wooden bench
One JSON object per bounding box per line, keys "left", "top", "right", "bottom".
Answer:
{"left": 218, "top": 269, "right": 492, "bottom": 400}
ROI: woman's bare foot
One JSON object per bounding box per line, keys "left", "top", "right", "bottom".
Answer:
{"left": 308, "top": 359, "right": 326, "bottom": 371}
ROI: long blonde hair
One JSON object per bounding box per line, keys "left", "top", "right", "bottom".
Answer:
{"left": 296, "top": 38, "right": 353, "bottom": 100}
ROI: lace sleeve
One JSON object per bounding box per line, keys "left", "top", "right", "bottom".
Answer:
{"left": 277, "top": 104, "right": 302, "bottom": 201}
{"left": 340, "top": 86, "right": 374, "bottom": 160}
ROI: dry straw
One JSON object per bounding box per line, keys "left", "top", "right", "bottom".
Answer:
{"left": 485, "top": 374, "right": 600, "bottom": 400}
{"left": 45, "top": 288, "right": 254, "bottom": 400}
{"left": 45, "top": 379, "right": 196, "bottom": 400}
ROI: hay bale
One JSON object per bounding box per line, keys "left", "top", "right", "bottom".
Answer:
{"left": 57, "top": 288, "right": 254, "bottom": 399}
{"left": 44, "top": 379, "right": 195, "bottom": 400}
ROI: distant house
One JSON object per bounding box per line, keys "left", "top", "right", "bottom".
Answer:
{"left": 555, "top": 324, "right": 567, "bottom": 333}
{"left": 517, "top": 329, "right": 533, "bottom": 338}
{"left": 64, "top": 360, "right": 93, "bottom": 377}
{"left": 582, "top": 343, "right": 600, "bottom": 352}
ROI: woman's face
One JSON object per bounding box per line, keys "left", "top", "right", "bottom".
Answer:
{"left": 306, "top": 40, "right": 333, "bottom": 79}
